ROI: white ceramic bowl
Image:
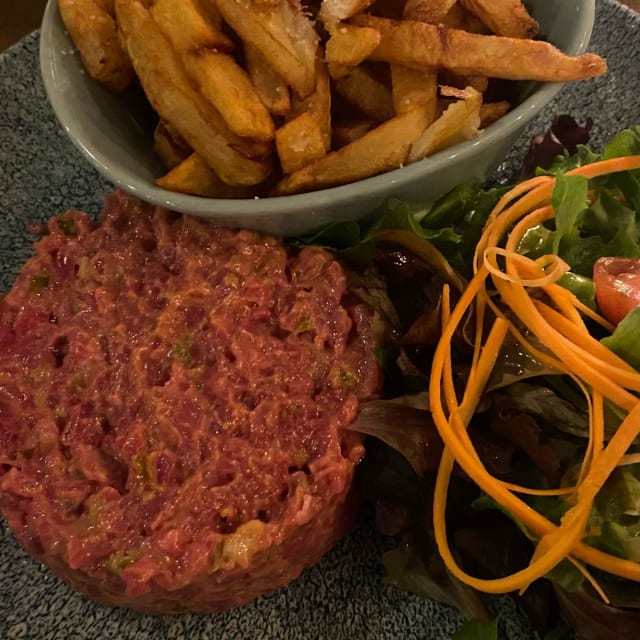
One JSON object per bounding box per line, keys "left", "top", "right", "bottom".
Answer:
{"left": 39, "top": 0, "right": 596, "bottom": 235}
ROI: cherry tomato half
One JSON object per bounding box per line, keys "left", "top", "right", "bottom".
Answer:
{"left": 593, "top": 257, "right": 640, "bottom": 326}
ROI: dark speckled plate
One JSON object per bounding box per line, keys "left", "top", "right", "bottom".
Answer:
{"left": 1, "top": 1, "right": 640, "bottom": 638}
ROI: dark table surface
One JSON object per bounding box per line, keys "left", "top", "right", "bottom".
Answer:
{"left": 1, "top": 0, "right": 639, "bottom": 51}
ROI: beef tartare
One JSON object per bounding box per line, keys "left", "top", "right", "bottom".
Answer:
{"left": 0, "top": 191, "right": 382, "bottom": 613}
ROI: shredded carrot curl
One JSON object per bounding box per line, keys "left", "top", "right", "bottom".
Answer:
{"left": 429, "top": 155, "right": 640, "bottom": 598}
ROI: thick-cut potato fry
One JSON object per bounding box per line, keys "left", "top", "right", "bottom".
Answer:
{"left": 319, "top": 0, "right": 374, "bottom": 24}
{"left": 391, "top": 67, "right": 438, "bottom": 118}
{"left": 211, "top": 0, "right": 318, "bottom": 97}
{"left": 407, "top": 86, "right": 482, "bottom": 162}
{"left": 332, "top": 118, "right": 375, "bottom": 148}
{"left": 351, "top": 14, "right": 607, "bottom": 82}
{"left": 290, "top": 59, "right": 332, "bottom": 151}
{"left": 68, "top": 0, "right": 607, "bottom": 200}
{"left": 155, "top": 153, "right": 258, "bottom": 198}
{"left": 153, "top": 120, "right": 193, "bottom": 169}
{"left": 390, "top": 0, "right": 441, "bottom": 120}
{"left": 333, "top": 67, "right": 394, "bottom": 123}
{"left": 325, "top": 25, "right": 380, "bottom": 69}
{"left": 402, "top": 0, "right": 457, "bottom": 23}
{"left": 441, "top": 3, "right": 489, "bottom": 32}
{"left": 440, "top": 70, "right": 489, "bottom": 94}
{"left": 195, "top": 0, "right": 225, "bottom": 28}
{"left": 115, "top": 0, "right": 272, "bottom": 186}
{"left": 59, "top": 0, "right": 134, "bottom": 91}
{"left": 93, "top": 0, "right": 116, "bottom": 15}
{"left": 276, "top": 112, "right": 328, "bottom": 174}
{"left": 179, "top": 54, "right": 275, "bottom": 141}
{"left": 244, "top": 45, "right": 292, "bottom": 117}
{"left": 460, "top": 0, "right": 538, "bottom": 38}
{"left": 274, "top": 106, "right": 431, "bottom": 194}
{"left": 151, "top": 0, "right": 274, "bottom": 141}
{"left": 150, "top": 0, "right": 233, "bottom": 53}
{"left": 479, "top": 101, "right": 511, "bottom": 128}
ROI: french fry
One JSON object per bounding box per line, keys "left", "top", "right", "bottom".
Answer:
{"left": 274, "top": 106, "right": 431, "bottom": 194}
{"left": 401, "top": 0, "right": 458, "bottom": 23}
{"left": 325, "top": 24, "right": 381, "bottom": 70}
{"left": 276, "top": 112, "right": 328, "bottom": 174}
{"left": 194, "top": 0, "right": 225, "bottom": 28}
{"left": 153, "top": 120, "right": 192, "bottom": 170}
{"left": 440, "top": 70, "right": 489, "bottom": 94}
{"left": 332, "top": 118, "right": 375, "bottom": 148}
{"left": 245, "top": 44, "right": 292, "bottom": 117}
{"left": 290, "top": 59, "right": 332, "bottom": 151}
{"left": 479, "top": 101, "right": 511, "bottom": 128}
{"left": 390, "top": 0, "right": 442, "bottom": 120}
{"left": 441, "top": 2, "right": 488, "bottom": 32}
{"left": 319, "top": 0, "right": 374, "bottom": 24}
{"left": 115, "top": 0, "right": 272, "bottom": 186}
{"left": 151, "top": 0, "right": 274, "bottom": 141}
{"left": 333, "top": 66, "right": 395, "bottom": 123}
{"left": 171, "top": 53, "right": 276, "bottom": 141}
{"left": 94, "top": 0, "right": 116, "bottom": 16}
{"left": 407, "top": 86, "right": 482, "bottom": 162}
{"left": 149, "top": 0, "right": 233, "bottom": 53}
{"left": 211, "top": 0, "right": 319, "bottom": 98}
{"left": 156, "top": 153, "right": 258, "bottom": 198}
{"left": 435, "top": 0, "right": 490, "bottom": 97}
{"left": 67, "top": 0, "right": 608, "bottom": 199}
{"left": 391, "top": 67, "right": 438, "bottom": 117}
{"left": 460, "top": 0, "right": 538, "bottom": 38}
{"left": 59, "top": 0, "right": 134, "bottom": 91}
{"left": 350, "top": 14, "right": 607, "bottom": 82}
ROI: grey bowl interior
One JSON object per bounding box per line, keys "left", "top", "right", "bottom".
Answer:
{"left": 39, "top": 0, "right": 596, "bottom": 235}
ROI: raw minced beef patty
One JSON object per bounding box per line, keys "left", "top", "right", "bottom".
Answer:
{"left": 0, "top": 191, "right": 382, "bottom": 613}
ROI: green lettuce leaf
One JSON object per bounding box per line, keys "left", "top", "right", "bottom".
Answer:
{"left": 551, "top": 174, "right": 589, "bottom": 254}
{"left": 601, "top": 306, "right": 640, "bottom": 371}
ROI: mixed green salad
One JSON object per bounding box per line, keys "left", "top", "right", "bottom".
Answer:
{"left": 300, "top": 120, "right": 640, "bottom": 640}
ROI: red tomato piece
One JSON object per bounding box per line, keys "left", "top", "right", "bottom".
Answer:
{"left": 593, "top": 257, "right": 640, "bottom": 325}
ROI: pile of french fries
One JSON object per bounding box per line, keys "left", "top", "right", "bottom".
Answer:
{"left": 58, "top": 0, "right": 607, "bottom": 199}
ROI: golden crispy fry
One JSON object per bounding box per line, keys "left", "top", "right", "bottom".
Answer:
{"left": 274, "top": 106, "right": 431, "bottom": 194}
{"left": 332, "top": 118, "right": 375, "bottom": 148}
{"left": 290, "top": 59, "right": 332, "bottom": 151}
{"left": 155, "top": 153, "right": 258, "bottom": 198}
{"left": 325, "top": 25, "right": 381, "bottom": 69}
{"left": 440, "top": 70, "right": 489, "bottom": 93}
{"left": 180, "top": 54, "right": 275, "bottom": 141}
{"left": 68, "top": 0, "right": 607, "bottom": 199}
{"left": 460, "top": 0, "right": 538, "bottom": 38}
{"left": 276, "top": 112, "right": 328, "bottom": 174}
{"left": 245, "top": 44, "right": 292, "bottom": 117}
{"left": 319, "top": 0, "right": 374, "bottom": 24}
{"left": 402, "top": 0, "right": 457, "bottom": 23}
{"left": 479, "top": 101, "right": 511, "bottom": 128}
{"left": 211, "top": 0, "right": 319, "bottom": 97}
{"left": 194, "top": 0, "right": 225, "bottom": 28}
{"left": 151, "top": 0, "right": 274, "bottom": 141}
{"left": 351, "top": 14, "right": 607, "bottom": 82}
{"left": 390, "top": 0, "right": 440, "bottom": 120}
{"left": 408, "top": 86, "right": 482, "bottom": 162}
{"left": 115, "top": 0, "right": 272, "bottom": 186}
{"left": 93, "top": 0, "right": 116, "bottom": 16}
{"left": 153, "top": 120, "right": 192, "bottom": 170}
{"left": 391, "top": 67, "right": 438, "bottom": 118}
{"left": 59, "top": 0, "right": 134, "bottom": 91}
{"left": 332, "top": 66, "right": 394, "bottom": 123}
{"left": 441, "top": 2, "right": 488, "bottom": 31}
{"left": 150, "top": 0, "right": 233, "bottom": 53}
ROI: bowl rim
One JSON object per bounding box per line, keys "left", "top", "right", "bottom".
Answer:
{"left": 39, "top": 0, "right": 597, "bottom": 219}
